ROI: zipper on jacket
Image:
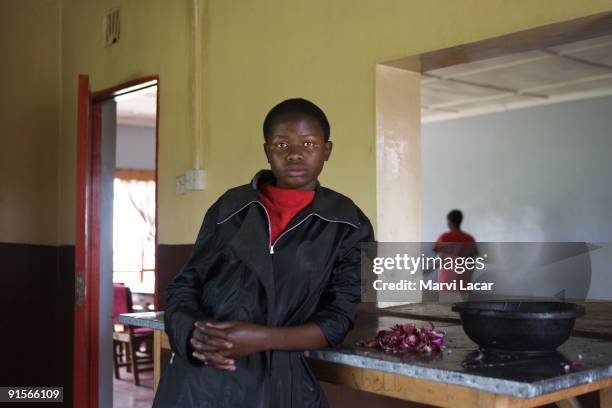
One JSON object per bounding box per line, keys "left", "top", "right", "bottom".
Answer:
{"left": 269, "top": 213, "right": 314, "bottom": 254}
{"left": 218, "top": 201, "right": 359, "bottom": 255}
{"left": 216, "top": 200, "right": 259, "bottom": 224}
{"left": 217, "top": 200, "right": 275, "bottom": 254}
{"left": 255, "top": 202, "right": 274, "bottom": 254}
{"left": 269, "top": 213, "right": 359, "bottom": 254}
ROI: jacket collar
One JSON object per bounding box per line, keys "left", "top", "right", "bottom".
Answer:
{"left": 216, "top": 169, "right": 361, "bottom": 227}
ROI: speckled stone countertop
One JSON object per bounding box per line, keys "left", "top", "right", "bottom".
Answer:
{"left": 119, "top": 311, "right": 612, "bottom": 398}
{"left": 119, "top": 311, "right": 164, "bottom": 330}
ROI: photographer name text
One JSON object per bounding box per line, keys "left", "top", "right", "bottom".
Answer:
{"left": 372, "top": 279, "right": 493, "bottom": 291}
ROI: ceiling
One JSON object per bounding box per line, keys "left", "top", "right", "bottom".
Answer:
{"left": 421, "top": 34, "right": 612, "bottom": 123}
{"left": 116, "top": 86, "right": 157, "bottom": 127}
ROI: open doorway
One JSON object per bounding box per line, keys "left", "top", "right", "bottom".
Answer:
{"left": 112, "top": 85, "right": 158, "bottom": 407}
{"left": 373, "top": 11, "right": 612, "bottom": 307}
{"left": 418, "top": 34, "right": 612, "bottom": 304}
{"left": 74, "top": 76, "right": 159, "bottom": 408}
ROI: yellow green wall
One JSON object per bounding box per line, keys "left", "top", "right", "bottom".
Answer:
{"left": 59, "top": 0, "right": 195, "bottom": 244}
{"left": 0, "top": 0, "right": 60, "bottom": 245}
{"left": 59, "top": 0, "right": 612, "bottom": 245}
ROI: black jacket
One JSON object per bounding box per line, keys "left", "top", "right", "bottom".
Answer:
{"left": 153, "top": 170, "right": 375, "bottom": 408}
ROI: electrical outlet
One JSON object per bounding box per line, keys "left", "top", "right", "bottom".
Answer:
{"left": 177, "top": 170, "right": 206, "bottom": 194}
{"left": 176, "top": 174, "right": 187, "bottom": 195}
{"left": 186, "top": 169, "right": 206, "bottom": 190}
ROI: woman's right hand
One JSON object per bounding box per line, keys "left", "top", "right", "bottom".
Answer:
{"left": 189, "top": 320, "right": 236, "bottom": 371}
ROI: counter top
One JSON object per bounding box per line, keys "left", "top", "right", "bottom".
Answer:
{"left": 119, "top": 311, "right": 164, "bottom": 331}
{"left": 119, "top": 311, "right": 612, "bottom": 399}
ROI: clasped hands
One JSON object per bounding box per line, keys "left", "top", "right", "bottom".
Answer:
{"left": 190, "top": 320, "right": 269, "bottom": 372}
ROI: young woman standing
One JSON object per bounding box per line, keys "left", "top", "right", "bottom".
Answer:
{"left": 153, "top": 98, "right": 375, "bottom": 407}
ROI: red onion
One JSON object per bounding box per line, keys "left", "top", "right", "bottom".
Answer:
{"left": 359, "top": 322, "right": 446, "bottom": 354}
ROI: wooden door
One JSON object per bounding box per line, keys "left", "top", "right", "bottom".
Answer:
{"left": 74, "top": 74, "right": 100, "bottom": 408}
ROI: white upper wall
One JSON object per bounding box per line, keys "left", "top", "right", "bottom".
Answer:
{"left": 421, "top": 95, "right": 612, "bottom": 300}
{"left": 421, "top": 94, "right": 612, "bottom": 243}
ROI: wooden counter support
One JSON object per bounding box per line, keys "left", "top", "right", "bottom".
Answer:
{"left": 306, "top": 359, "right": 612, "bottom": 408}
{"left": 554, "top": 397, "right": 582, "bottom": 408}
{"left": 600, "top": 386, "right": 612, "bottom": 408}
{"left": 308, "top": 358, "right": 483, "bottom": 407}
{"left": 153, "top": 331, "right": 161, "bottom": 393}
{"left": 153, "top": 330, "right": 172, "bottom": 394}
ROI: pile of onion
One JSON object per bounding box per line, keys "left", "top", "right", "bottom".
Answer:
{"left": 357, "top": 322, "right": 446, "bottom": 354}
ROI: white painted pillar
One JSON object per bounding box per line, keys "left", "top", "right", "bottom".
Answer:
{"left": 375, "top": 64, "right": 422, "bottom": 306}
{"left": 376, "top": 64, "right": 421, "bottom": 241}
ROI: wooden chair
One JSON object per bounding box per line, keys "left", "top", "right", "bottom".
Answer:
{"left": 112, "top": 283, "right": 154, "bottom": 386}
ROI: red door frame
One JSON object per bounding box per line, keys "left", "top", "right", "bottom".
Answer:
{"left": 74, "top": 74, "right": 160, "bottom": 407}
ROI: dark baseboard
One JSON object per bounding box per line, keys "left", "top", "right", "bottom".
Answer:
{"left": 0, "top": 241, "right": 196, "bottom": 406}
{"left": 0, "top": 242, "right": 74, "bottom": 407}
{"left": 157, "top": 244, "right": 194, "bottom": 310}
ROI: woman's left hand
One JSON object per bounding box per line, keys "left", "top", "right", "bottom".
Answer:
{"left": 203, "top": 321, "right": 270, "bottom": 358}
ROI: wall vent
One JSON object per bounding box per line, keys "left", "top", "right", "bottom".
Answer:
{"left": 104, "top": 8, "right": 120, "bottom": 47}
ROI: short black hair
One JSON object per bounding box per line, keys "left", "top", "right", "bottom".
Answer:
{"left": 447, "top": 209, "right": 463, "bottom": 227}
{"left": 263, "top": 98, "right": 330, "bottom": 142}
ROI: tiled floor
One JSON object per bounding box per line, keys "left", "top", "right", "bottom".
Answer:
{"left": 113, "top": 366, "right": 154, "bottom": 408}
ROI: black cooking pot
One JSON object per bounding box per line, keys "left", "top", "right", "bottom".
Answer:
{"left": 452, "top": 301, "right": 585, "bottom": 354}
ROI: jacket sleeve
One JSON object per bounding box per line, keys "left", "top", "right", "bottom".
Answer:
{"left": 164, "top": 201, "right": 220, "bottom": 364}
{"left": 308, "top": 210, "right": 375, "bottom": 347}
